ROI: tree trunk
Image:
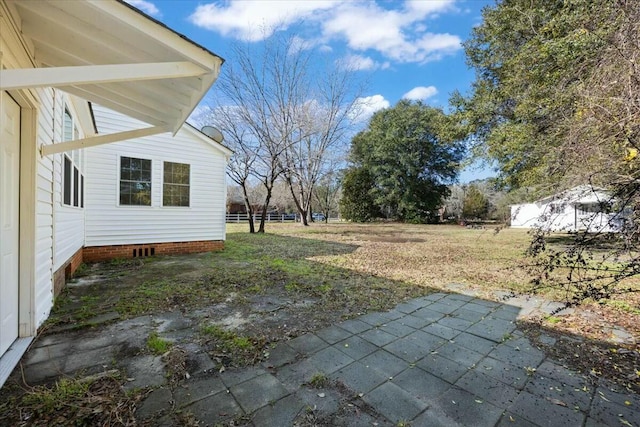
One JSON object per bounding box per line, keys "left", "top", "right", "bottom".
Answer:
{"left": 258, "top": 188, "right": 273, "bottom": 233}
{"left": 241, "top": 184, "right": 255, "bottom": 233}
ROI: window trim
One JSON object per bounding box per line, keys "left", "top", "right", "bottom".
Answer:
{"left": 162, "top": 161, "right": 191, "bottom": 208}
{"left": 61, "top": 106, "right": 84, "bottom": 209}
{"left": 118, "top": 155, "right": 153, "bottom": 207}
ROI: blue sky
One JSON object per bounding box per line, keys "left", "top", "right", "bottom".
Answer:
{"left": 126, "top": 0, "right": 496, "bottom": 182}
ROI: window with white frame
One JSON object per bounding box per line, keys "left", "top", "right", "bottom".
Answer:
{"left": 120, "top": 156, "right": 152, "bottom": 206}
{"left": 163, "top": 161, "right": 190, "bottom": 207}
{"left": 62, "top": 108, "right": 84, "bottom": 208}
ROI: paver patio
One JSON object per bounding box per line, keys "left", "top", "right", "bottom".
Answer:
{"left": 4, "top": 293, "right": 639, "bottom": 426}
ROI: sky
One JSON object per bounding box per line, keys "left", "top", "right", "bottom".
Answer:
{"left": 125, "top": 0, "right": 496, "bottom": 183}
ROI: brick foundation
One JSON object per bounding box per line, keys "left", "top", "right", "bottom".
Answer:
{"left": 53, "top": 247, "right": 84, "bottom": 297}
{"left": 82, "top": 240, "right": 224, "bottom": 263}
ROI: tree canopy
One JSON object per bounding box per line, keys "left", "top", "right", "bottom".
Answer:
{"left": 453, "top": 0, "right": 627, "bottom": 192}
{"left": 341, "top": 101, "right": 463, "bottom": 223}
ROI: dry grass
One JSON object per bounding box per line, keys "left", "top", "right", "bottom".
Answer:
{"left": 233, "top": 222, "right": 533, "bottom": 297}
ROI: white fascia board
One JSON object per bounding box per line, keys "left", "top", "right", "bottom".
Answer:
{"left": 0, "top": 62, "right": 207, "bottom": 91}
{"left": 87, "top": 0, "right": 222, "bottom": 71}
{"left": 41, "top": 125, "right": 170, "bottom": 156}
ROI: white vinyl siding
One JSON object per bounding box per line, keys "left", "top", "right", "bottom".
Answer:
{"left": 53, "top": 100, "right": 86, "bottom": 272}
{"left": 85, "top": 105, "right": 228, "bottom": 246}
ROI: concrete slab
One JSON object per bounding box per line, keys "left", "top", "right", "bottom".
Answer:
{"left": 307, "top": 346, "right": 354, "bottom": 375}
{"left": 363, "top": 381, "right": 428, "bottom": 423}
{"left": 360, "top": 349, "right": 409, "bottom": 378}
{"left": 251, "top": 393, "right": 306, "bottom": 426}
{"left": 123, "top": 355, "right": 167, "bottom": 390}
{"left": 453, "top": 332, "right": 496, "bottom": 355}
{"left": 391, "top": 366, "right": 450, "bottom": 401}
{"left": 378, "top": 319, "right": 416, "bottom": 337}
{"left": 509, "top": 390, "right": 586, "bottom": 427}
{"left": 475, "top": 356, "right": 529, "bottom": 390}
{"left": 262, "top": 343, "right": 299, "bottom": 369}
{"left": 455, "top": 370, "right": 519, "bottom": 407}
{"left": 434, "top": 387, "right": 503, "bottom": 427}
{"left": 435, "top": 342, "right": 485, "bottom": 368}
{"left": 137, "top": 387, "right": 173, "bottom": 419}
{"left": 287, "top": 333, "right": 328, "bottom": 355}
{"left": 230, "top": 372, "right": 289, "bottom": 413}
{"left": 184, "top": 391, "right": 242, "bottom": 425}
{"left": 417, "top": 353, "right": 469, "bottom": 384}
{"left": 422, "top": 322, "right": 460, "bottom": 340}
{"left": 360, "top": 328, "right": 397, "bottom": 347}
{"left": 488, "top": 343, "right": 546, "bottom": 369}
{"left": 315, "top": 325, "right": 352, "bottom": 344}
{"left": 334, "top": 335, "right": 378, "bottom": 360}
{"left": 337, "top": 318, "right": 371, "bottom": 334}
{"left": 330, "top": 361, "right": 388, "bottom": 394}
{"left": 174, "top": 376, "right": 226, "bottom": 407}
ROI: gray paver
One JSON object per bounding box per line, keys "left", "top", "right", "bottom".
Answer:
{"left": 434, "top": 387, "right": 503, "bottom": 427}
{"left": 467, "top": 317, "right": 516, "bottom": 342}
{"left": 436, "top": 342, "right": 484, "bottom": 367}
{"left": 475, "top": 356, "right": 529, "bottom": 389}
{"left": 360, "top": 349, "right": 409, "bottom": 378}
{"left": 363, "top": 381, "right": 428, "bottom": 423}
{"left": 510, "top": 391, "right": 587, "bottom": 427}
{"left": 23, "top": 342, "right": 73, "bottom": 365}
{"left": 525, "top": 361, "right": 594, "bottom": 411}
{"left": 589, "top": 391, "right": 640, "bottom": 427}
{"left": 220, "top": 365, "right": 270, "bottom": 388}
{"left": 460, "top": 302, "right": 494, "bottom": 316}
{"left": 251, "top": 393, "right": 306, "bottom": 426}
{"left": 422, "top": 322, "right": 459, "bottom": 340}
{"left": 337, "top": 318, "right": 371, "bottom": 334}
{"left": 400, "top": 314, "right": 433, "bottom": 329}
{"left": 425, "top": 301, "right": 464, "bottom": 315}
{"left": 174, "top": 376, "right": 226, "bottom": 407}
{"left": 417, "top": 353, "right": 469, "bottom": 384}
{"left": 123, "top": 355, "right": 166, "bottom": 390}
{"left": 186, "top": 391, "right": 242, "bottom": 425}
{"left": 276, "top": 359, "right": 320, "bottom": 392}
{"left": 395, "top": 300, "right": 424, "bottom": 314}
{"left": 287, "top": 333, "right": 328, "bottom": 355}
{"left": 230, "top": 373, "right": 289, "bottom": 413}
{"left": 379, "top": 318, "right": 416, "bottom": 337}
{"left": 331, "top": 361, "right": 388, "bottom": 394}
{"left": 384, "top": 337, "right": 430, "bottom": 363}
{"left": 307, "top": 346, "right": 354, "bottom": 374}
{"left": 360, "top": 328, "right": 397, "bottom": 347}
{"left": 453, "top": 332, "right": 496, "bottom": 355}
{"left": 451, "top": 307, "right": 488, "bottom": 322}
{"left": 335, "top": 335, "right": 378, "bottom": 360}
{"left": 488, "top": 343, "right": 545, "bottom": 369}
{"left": 263, "top": 343, "right": 299, "bottom": 368}
{"left": 136, "top": 387, "right": 173, "bottom": 419}
{"left": 412, "top": 306, "right": 445, "bottom": 323}
{"left": 392, "top": 366, "right": 450, "bottom": 401}
{"left": 359, "top": 312, "right": 392, "bottom": 326}
{"left": 405, "top": 329, "right": 446, "bottom": 351}
{"left": 315, "top": 325, "right": 352, "bottom": 344}
{"left": 436, "top": 315, "right": 474, "bottom": 331}
{"left": 455, "top": 370, "right": 519, "bottom": 407}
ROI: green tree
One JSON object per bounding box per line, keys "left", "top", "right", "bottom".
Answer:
{"left": 342, "top": 100, "right": 463, "bottom": 223}
{"left": 462, "top": 185, "right": 489, "bottom": 220}
{"left": 339, "top": 168, "right": 379, "bottom": 222}
{"left": 453, "top": 0, "right": 620, "bottom": 191}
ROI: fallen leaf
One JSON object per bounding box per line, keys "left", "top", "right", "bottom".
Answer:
{"left": 318, "top": 393, "right": 325, "bottom": 398}
{"left": 548, "top": 398, "right": 567, "bottom": 407}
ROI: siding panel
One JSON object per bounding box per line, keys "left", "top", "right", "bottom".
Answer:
{"left": 85, "top": 105, "right": 228, "bottom": 246}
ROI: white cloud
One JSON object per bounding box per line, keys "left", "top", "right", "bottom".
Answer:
{"left": 338, "top": 54, "right": 390, "bottom": 71}
{"left": 402, "top": 86, "right": 438, "bottom": 101}
{"left": 351, "top": 94, "right": 390, "bottom": 122}
{"left": 189, "top": 0, "right": 462, "bottom": 64}
{"left": 125, "top": 0, "right": 161, "bottom": 17}
{"left": 189, "top": 1, "right": 335, "bottom": 42}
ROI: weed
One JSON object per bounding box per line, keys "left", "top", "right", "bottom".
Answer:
{"left": 22, "top": 378, "right": 89, "bottom": 412}
{"left": 397, "top": 421, "right": 411, "bottom": 427}
{"left": 309, "top": 372, "right": 329, "bottom": 388}
{"left": 501, "top": 333, "right": 513, "bottom": 342}
{"left": 545, "top": 315, "right": 562, "bottom": 324}
{"left": 201, "top": 324, "right": 256, "bottom": 354}
{"left": 604, "top": 300, "right": 640, "bottom": 315}
{"left": 147, "top": 332, "right": 171, "bottom": 355}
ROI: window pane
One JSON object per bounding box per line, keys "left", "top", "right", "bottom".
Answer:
{"left": 63, "top": 109, "right": 73, "bottom": 142}
{"left": 120, "top": 157, "right": 152, "bottom": 206}
{"left": 63, "top": 156, "right": 72, "bottom": 205}
{"left": 80, "top": 175, "right": 85, "bottom": 208}
{"left": 162, "top": 162, "right": 190, "bottom": 206}
{"left": 73, "top": 167, "right": 79, "bottom": 207}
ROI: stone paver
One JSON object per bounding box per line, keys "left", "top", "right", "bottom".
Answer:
{"left": 4, "top": 293, "right": 639, "bottom": 427}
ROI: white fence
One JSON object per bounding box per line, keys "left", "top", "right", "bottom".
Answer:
{"left": 226, "top": 213, "right": 300, "bottom": 223}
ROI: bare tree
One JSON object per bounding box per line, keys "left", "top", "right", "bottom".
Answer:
{"left": 210, "top": 29, "right": 363, "bottom": 230}
{"left": 210, "top": 106, "right": 260, "bottom": 232}
{"left": 313, "top": 170, "right": 342, "bottom": 222}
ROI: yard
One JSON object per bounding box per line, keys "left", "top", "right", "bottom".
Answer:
{"left": 52, "top": 222, "right": 639, "bottom": 377}
{"left": 1, "top": 223, "right": 638, "bottom": 425}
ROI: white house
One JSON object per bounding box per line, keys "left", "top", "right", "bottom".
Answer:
{"left": 0, "top": 0, "right": 224, "bottom": 385}
{"left": 84, "top": 105, "right": 232, "bottom": 263}
{"left": 510, "top": 185, "right": 625, "bottom": 232}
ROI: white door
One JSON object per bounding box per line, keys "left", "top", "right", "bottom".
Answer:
{"left": 0, "top": 91, "right": 20, "bottom": 356}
